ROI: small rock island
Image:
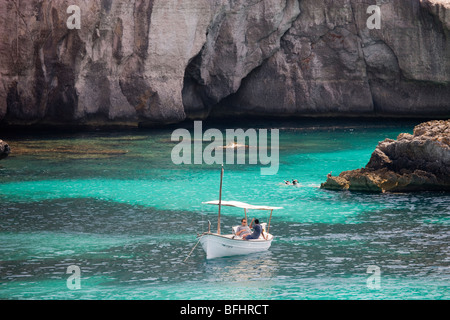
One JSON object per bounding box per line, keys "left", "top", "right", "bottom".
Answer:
{"left": 321, "top": 120, "right": 450, "bottom": 193}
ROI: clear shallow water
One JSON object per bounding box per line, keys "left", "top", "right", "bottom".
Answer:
{"left": 0, "top": 120, "right": 449, "bottom": 300}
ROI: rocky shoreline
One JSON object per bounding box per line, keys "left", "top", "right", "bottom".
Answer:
{"left": 321, "top": 120, "right": 450, "bottom": 193}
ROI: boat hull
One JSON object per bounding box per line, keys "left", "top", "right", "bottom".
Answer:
{"left": 199, "top": 234, "right": 273, "bottom": 259}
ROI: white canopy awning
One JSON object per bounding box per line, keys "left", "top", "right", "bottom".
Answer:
{"left": 202, "top": 200, "right": 283, "bottom": 211}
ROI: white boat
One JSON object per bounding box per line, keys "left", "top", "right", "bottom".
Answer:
{"left": 196, "top": 167, "right": 283, "bottom": 260}
{"left": 199, "top": 232, "right": 273, "bottom": 260}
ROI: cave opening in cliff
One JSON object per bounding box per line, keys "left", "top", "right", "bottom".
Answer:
{"left": 182, "top": 51, "right": 216, "bottom": 121}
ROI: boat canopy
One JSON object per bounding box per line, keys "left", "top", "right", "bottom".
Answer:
{"left": 202, "top": 200, "right": 283, "bottom": 211}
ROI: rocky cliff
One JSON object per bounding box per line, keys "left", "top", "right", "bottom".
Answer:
{"left": 0, "top": 0, "right": 449, "bottom": 127}
{"left": 321, "top": 120, "right": 450, "bottom": 192}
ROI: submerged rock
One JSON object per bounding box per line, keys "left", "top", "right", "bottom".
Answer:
{"left": 321, "top": 120, "right": 450, "bottom": 192}
{"left": 0, "top": 140, "right": 10, "bottom": 160}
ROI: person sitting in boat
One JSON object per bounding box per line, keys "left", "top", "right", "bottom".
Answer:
{"left": 243, "top": 218, "right": 266, "bottom": 240}
{"left": 235, "top": 218, "right": 251, "bottom": 238}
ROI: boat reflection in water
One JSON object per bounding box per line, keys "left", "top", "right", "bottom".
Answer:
{"left": 204, "top": 252, "right": 278, "bottom": 281}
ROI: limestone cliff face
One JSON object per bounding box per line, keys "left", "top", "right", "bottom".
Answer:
{"left": 212, "top": 0, "right": 450, "bottom": 117}
{"left": 0, "top": 0, "right": 222, "bottom": 125}
{"left": 0, "top": 0, "right": 449, "bottom": 127}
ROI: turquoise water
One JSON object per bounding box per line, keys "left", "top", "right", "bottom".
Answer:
{"left": 0, "top": 120, "right": 449, "bottom": 300}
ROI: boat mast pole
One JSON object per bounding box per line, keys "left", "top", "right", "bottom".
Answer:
{"left": 217, "top": 165, "right": 224, "bottom": 235}
{"left": 268, "top": 209, "right": 273, "bottom": 233}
